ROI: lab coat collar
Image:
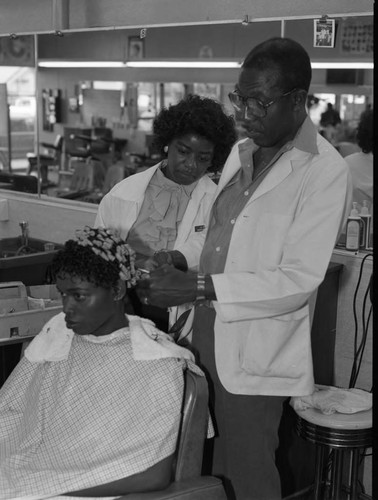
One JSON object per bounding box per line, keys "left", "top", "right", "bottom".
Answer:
{"left": 237, "top": 115, "right": 318, "bottom": 158}
{"left": 217, "top": 116, "right": 319, "bottom": 196}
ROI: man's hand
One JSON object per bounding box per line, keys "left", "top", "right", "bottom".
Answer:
{"left": 135, "top": 265, "right": 197, "bottom": 308}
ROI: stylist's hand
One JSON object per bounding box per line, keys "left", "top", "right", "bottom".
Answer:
{"left": 135, "top": 256, "right": 160, "bottom": 273}
{"left": 136, "top": 265, "right": 197, "bottom": 308}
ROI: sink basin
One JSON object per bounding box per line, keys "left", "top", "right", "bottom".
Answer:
{"left": 0, "top": 237, "right": 61, "bottom": 258}
{"left": 0, "top": 237, "right": 63, "bottom": 286}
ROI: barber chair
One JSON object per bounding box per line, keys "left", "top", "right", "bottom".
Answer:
{"left": 26, "top": 135, "right": 63, "bottom": 187}
{"left": 58, "top": 133, "right": 126, "bottom": 203}
{"left": 93, "top": 370, "right": 226, "bottom": 500}
{"left": 56, "top": 157, "right": 106, "bottom": 201}
{"left": 122, "top": 370, "right": 226, "bottom": 499}
{"left": 68, "top": 132, "right": 114, "bottom": 166}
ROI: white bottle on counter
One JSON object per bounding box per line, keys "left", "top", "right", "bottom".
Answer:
{"left": 345, "top": 202, "right": 361, "bottom": 251}
{"left": 359, "top": 200, "right": 372, "bottom": 250}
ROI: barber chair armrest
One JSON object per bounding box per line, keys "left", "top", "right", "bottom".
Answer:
{"left": 40, "top": 142, "right": 59, "bottom": 150}
{"left": 119, "top": 476, "right": 227, "bottom": 500}
{"left": 57, "top": 189, "right": 92, "bottom": 200}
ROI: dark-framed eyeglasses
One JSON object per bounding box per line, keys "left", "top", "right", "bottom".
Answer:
{"left": 228, "top": 88, "right": 297, "bottom": 118}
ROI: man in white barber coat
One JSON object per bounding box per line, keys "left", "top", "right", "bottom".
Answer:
{"left": 137, "top": 38, "right": 351, "bottom": 500}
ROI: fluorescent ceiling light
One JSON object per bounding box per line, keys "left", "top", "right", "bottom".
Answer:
{"left": 38, "top": 61, "right": 125, "bottom": 68}
{"left": 38, "top": 60, "right": 373, "bottom": 70}
{"left": 311, "top": 62, "right": 373, "bottom": 69}
{"left": 38, "top": 60, "right": 241, "bottom": 69}
{"left": 126, "top": 61, "right": 241, "bottom": 68}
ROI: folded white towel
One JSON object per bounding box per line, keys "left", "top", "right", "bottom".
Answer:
{"left": 290, "top": 386, "right": 372, "bottom": 415}
{"left": 25, "top": 312, "right": 194, "bottom": 364}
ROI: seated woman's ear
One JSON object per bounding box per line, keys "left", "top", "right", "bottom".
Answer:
{"left": 113, "top": 279, "right": 127, "bottom": 301}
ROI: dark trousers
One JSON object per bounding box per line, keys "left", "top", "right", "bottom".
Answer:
{"left": 192, "top": 304, "right": 286, "bottom": 500}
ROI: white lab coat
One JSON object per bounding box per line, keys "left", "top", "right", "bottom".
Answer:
{"left": 177, "top": 127, "right": 352, "bottom": 396}
{"left": 95, "top": 162, "right": 217, "bottom": 327}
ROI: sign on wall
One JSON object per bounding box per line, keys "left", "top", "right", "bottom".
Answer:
{"left": 340, "top": 19, "right": 373, "bottom": 55}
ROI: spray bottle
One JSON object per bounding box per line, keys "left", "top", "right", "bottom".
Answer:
{"left": 345, "top": 202, "right": 361, "bottom": 252}
{"left": 359, "top": 200, "right": 372, "bottom": 250}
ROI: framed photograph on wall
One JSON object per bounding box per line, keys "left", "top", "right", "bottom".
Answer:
{"left": 128, "top": 36, "right": 144, "bottom": 60}
{"left": 314, "top": 19, "right": 336, "bottom": 48}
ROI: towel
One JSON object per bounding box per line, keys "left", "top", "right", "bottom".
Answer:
{"left": 25, "top": 313, "right": 194, "bottom": 364}
{"left": 290, "top": 386, "right": 372, "bottom": 415}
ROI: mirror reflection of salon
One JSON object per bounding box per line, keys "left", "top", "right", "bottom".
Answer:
{"left": 1, "top": 19, "right": 373, "bottom": 207}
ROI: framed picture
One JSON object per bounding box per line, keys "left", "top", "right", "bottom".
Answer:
{"left": 0, "top": 35, "right": 34, "bottom": 66}
{"left": 128, "top": 36, "right": 144, "bottom": 60}
{"left": 313, "top": 19, "right": 336, "bottom": 48}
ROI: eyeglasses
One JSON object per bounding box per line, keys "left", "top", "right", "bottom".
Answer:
{"left": 228, "top": 88, "right": 297, "bottom": 118}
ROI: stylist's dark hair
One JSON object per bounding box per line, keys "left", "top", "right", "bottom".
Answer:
{"left": 242, "top": 37, "right": 312, "bottom": 93}
{"left": 152, "top": 94, "right": 237, "bottom": 173}
{"left": 356, "top": 109, "right": 373, "bottom": 154}
{"left": 51, "top": 239, "right": 120, "bottom": 289}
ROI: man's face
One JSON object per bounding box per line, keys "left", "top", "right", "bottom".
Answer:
{"left": 236, "top": 67, "right": 297, "bottom": 148}
{"left": 57, "top": 274, "right": 120, "bottom": 336}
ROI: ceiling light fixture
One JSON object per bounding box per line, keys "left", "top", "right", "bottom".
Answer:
{"left": 38, "top": 60, "right": 373, "bottom": 70}
{"left": 37, "top": 60, "right": 241, "bottom": 69}
{"left": 125, "top": 61, "right": 241, "bottom": 68}
{"left": 38, "top": 61, "right": 126, "bottom": 68}
{"left": 311, "top": 62, "right": 373, "bottom": 69}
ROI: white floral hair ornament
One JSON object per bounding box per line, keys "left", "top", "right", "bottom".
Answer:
{"left": 75, "top": 226, "right": 140, "bottom": 287}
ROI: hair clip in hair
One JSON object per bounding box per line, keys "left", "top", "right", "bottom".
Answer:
{"left": 74, "top": 226, "right": 139, "bottom": 287}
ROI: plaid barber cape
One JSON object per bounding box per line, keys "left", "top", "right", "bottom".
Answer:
{"left": 0, "top": 315, "right": 189, "bottom": 499}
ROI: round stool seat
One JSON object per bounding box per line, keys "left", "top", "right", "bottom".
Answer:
{"left": 295, "top": 407, "right": 372, "bottom": 429}
{"left": 295, "top": 408, "right": 372, "bottom": 448}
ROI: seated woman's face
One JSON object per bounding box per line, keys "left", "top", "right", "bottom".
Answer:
{"left": 56, "top": 274, "right": 120, "bottom": 336}
{"left": 164, "top": 133, "right": 214, "bottom": 185}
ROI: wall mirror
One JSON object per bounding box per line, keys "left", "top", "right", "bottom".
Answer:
{"left": 0, "top": 15, "right": 373, "bottom": 204}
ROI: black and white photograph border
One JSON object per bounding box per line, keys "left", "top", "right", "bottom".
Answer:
{"left": 313, "top": 19, "right": 336, "bottom": 48}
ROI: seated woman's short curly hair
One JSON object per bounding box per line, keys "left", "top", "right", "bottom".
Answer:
{"left": 51, "top": 227, "right": 138, "bottom": 290}
{"left": 152, "top": 94, "right": 237, "bottom": 173}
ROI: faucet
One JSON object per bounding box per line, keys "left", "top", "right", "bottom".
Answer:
{"left": 19, "top": 221, "right": 29, "bottom": 248}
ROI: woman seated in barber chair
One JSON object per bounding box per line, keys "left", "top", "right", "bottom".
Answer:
{"left": 95, "top": 95, "right": 237, "bottom": 331}
{"left": 0, "top": 226, "right": 199, "bottom": 499}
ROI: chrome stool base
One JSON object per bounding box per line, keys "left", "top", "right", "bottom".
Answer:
{"left": 294, "top": 408, "right": 372, "bottom": 500}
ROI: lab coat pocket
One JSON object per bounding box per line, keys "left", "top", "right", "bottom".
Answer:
{"left": 240, "top": 306, "right": 310, "bottom": 379}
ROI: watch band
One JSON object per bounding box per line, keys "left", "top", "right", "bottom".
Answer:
{"left": 196, "top": 274, "right": 206, "bottom": 301}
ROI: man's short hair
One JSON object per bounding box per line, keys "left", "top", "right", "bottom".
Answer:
{"left": 242, "top": 37, "right": 312, "bottom": 93}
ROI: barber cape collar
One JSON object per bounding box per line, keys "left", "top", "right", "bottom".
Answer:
{"left": 25, "top": 313, "right": 194, "bottom": 363}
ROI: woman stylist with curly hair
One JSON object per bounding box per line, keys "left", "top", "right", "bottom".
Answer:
{"left": 95, "top": 94, "right": 236, "bottom": 330}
